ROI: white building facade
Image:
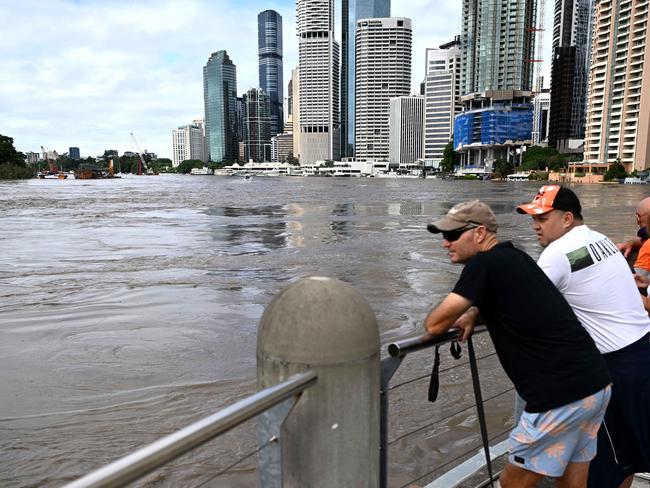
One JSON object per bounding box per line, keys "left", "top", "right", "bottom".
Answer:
{"left": 389, "top": 96, "right": 424, "bottom": 165}
{"left": 584, "top": 0, "right": 650, "bottom": 172}
{"left": 532, "top": 89, "right": 550, "bottom": 145}
{"left": 172, "top": 124, "right": 206, "bottom": 167}
{"left": 355, "top": 17, "right": 412, "bottom": 162}
{"left": 423, "top": 40, "right": 462, "bottom": 162}
{"left": 297, "top": 0, "right": 340, "bottom": 164}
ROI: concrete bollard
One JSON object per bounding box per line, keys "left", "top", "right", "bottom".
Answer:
{"left": 257, "top": 276, "right": 380, "bottom": 488}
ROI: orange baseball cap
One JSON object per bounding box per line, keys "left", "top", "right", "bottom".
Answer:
{"left": 516, "top": 185, "right": 582, "bottom": 216}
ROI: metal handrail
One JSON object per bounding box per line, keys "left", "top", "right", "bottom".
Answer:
{"left": 381, "top": 325, "right": 494, "bottom": 488}
{"left": 62, "top": 370, "right": 317, "bottom": 488}
{"left": 387, "top": 325, "right": 489, "bottom": 357}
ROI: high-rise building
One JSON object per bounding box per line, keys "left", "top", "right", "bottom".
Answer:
{"left": 389, "top": 95, "right": 423, "bottom": 165}
{"left": 454, "top": 90, "right": 534, "bottom": 168}
{"left": 423, "top": 38, "right": 462, "bottom": 163}
{"left": 276, "top": 133, "right": 294, "bottom": 162}
{"left": 297, "top": 0, "right": 340, "bottom": 164}
{"left": 532, "top": 88, "right": 551, "bottom": 145}
{"left": 242, "top": 88, "right": 272, "bottom": 162}
{"left": 355, "top": 17, "right": 412, "bottom": 162}
{"left": 284, "top": 77, "right": 293, "bottom": 132}
{"left": 548, "top": 0, "right": 594, "bottom": 152}
{"left": 271, "top": 136, "right": 278, "bottom": 162}
{"left": 25, "top": 151, "right": 39, "bottom": 165}
{"left": 291, "top": 67, "right": 301, "bottom": 161}
{"left": 172, "top": 123, "right": 206, "bottom": 167}
{"left": 584, "top": 0, "right": 650, "bottom": 172}
{"left": 69, "top": 147, "right": 80, "bottom": 160}
{"left": 341, "top": 0, "right": 390, "bottom": 157}
{"left": 455, "top": 0, "right": 536, "bottom": 168}
{"left": 203, "top": 50, "right": 238, "bottom": 163}
{"left": 460, "top": 0, "right": 536, "bottom": 94}
{"left": 192, "top": 118, "right": 208, "bottom": 164}
{"left": 258, "top": 10, "right": 284, "bottom": 136}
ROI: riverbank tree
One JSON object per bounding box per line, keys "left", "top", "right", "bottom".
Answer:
{"left": 176, "top": 159, "right": 205, "bottom": 174}
{"left": 441, "top": 140, "right": 460, "bottom": 172}
{"left": 520, "top": 146, "right": 582, "bottom": 172}
{"left": 603, "top": 159, "right": 627, "bottom": 181}
{"left": 0, "top": 135, "right": 32, "bottom": 179}
{"left": 493, "top": 159, "right": 514, "bottom": 179}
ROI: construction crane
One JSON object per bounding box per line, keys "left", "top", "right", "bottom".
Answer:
{"left": 41, "top": 145, "right": 58, "bottom": 173}
{"left": 130, "top": 132, "right": 149, "bottom": 175}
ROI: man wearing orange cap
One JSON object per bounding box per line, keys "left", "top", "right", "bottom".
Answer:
{"left": 425, "top": 200, "right": 611, "bottom": 488}
{"left": 517, "top": 185, "right": 650, "bottom": 488}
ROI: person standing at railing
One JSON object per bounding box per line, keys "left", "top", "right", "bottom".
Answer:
{"left": 517, "top": 186, "right": 650, "bottom": 488}
{"left": 423, "top": 200, "right": 611, "bottom": 488}
{"left": 631, "top": 197, "right": 650, "bottom": 280}
{"left": 616, "top": 196, "right": 649, "bottom": 262}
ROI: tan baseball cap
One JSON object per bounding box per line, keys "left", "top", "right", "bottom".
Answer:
{"left": 427, "top": 200, "right": 498, "bottom": 233}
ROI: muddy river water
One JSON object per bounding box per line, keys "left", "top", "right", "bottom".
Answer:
{"left": 0, "top": 175, "right": 646, "bottom": 487}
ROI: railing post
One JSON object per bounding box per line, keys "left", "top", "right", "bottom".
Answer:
{"left": 380, "top": 356, "right": 402, "bottom": 488}
{"left": 257, "top": 276, "right": 381, "bottom": 488}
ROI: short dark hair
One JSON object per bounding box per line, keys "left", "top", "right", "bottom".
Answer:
{"left": 552, "top": 187, "right": 583, "bottom": 220}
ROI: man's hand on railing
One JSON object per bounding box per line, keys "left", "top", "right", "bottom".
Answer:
{"left": 452, "top": 306, "right": 480, "bottom": 343}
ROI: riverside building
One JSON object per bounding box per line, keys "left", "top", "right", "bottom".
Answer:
{"left": 423, "top": 38, "right": 462, "bottom": 164}
{"left": 389, "top": 95, "right": 423, "bottom": 165}
{"left": 355, "top": 17, "right": 412, "bottom": 163}
{"left": 297, "top": 0, "right": 340, "bottom": 164}
{"left": 532, "top": 88, "right": 551, "bottom": 145}
{"left": 583, "top": 0, "right": 650, "bottom": 173}
{"left": 242, "top": 88, "right": 272, "bottom": 162}
{"left": 290, "top": 67, "right": 301, "bottom": 163}
{"left": 340, "top": 0, "right": 390, "bottom": 158}
{"left": 172, "top": 123, "right": 206, "bottom": 167}
{"left": 203, "top": 51, "right": 238, "bottom": 163}
{"left": 258, "top": 10, "right": 284, "bottom": 137}
{"left": 548, "top": 0, "right": 594, "bottom": 153}
{"left": 455, "top": 0, "right": 536, "bottom": 169}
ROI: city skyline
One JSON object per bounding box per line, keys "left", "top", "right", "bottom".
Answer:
{"left": 2, "top": 0, "right": 553, "bottom": 159}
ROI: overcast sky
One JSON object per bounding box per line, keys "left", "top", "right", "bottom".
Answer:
{"left": 2, "top": 0, "right": 552, "bottom": 159}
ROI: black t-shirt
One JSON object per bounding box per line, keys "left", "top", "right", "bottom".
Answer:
{"left": 452, "top": 241, "right": 611, "bottom": 413}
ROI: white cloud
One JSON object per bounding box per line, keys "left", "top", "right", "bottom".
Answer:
{"left": 1, "top": 0, "right": 550, "bottom": 158}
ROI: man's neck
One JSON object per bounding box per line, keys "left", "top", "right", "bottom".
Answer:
{"left": 480, "top": 236, "right": 498, "bottom": 252}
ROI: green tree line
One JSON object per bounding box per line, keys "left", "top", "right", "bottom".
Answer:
{"left": 0, "top": 134, "right": 31, "bottom": 179}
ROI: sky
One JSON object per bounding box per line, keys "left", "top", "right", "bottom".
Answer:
{"left": 2, "top": 0, "right": 553, "bottom": 159}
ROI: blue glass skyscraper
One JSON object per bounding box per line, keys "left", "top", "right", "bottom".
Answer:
{"left": 258, "top": 10, "right": 283, "bottom": 137}
{"left": 203, "top": 50, "right": 238, "bottom": 163}
{"left": 341, "top": 0, "right": 390, "bottom": 157}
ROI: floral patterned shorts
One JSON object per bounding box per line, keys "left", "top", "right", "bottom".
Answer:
{"left": 508, "top": 385, "right": 611, "bottom": 477}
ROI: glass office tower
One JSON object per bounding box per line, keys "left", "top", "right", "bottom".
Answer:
{"left": 258, "top": 10, "right": 284, "bottom": 137}
{"left": 203, "top": 50, "right": 238, "bottom": 163}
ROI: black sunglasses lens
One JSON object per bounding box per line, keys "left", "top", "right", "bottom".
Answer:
{"left": 442, "top": 229, "right": 464, "bottom": 242}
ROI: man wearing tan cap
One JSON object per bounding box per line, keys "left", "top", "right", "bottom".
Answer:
{"left": 424, "top": 200, "right": 611, "bottom": 488}
{"left": 517, "top": 185, "right": 650, "bottom": 488}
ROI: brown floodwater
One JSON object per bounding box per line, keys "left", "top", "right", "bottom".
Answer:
{"left": 0, "top": 175, "right": 646, "bottom": 487}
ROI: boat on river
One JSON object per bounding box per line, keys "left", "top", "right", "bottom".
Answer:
{"left": 37, "top": 171, "right": 69, "bottom": 179}
{"left": 190, "top": 167, "right": 213, "bottom": 175}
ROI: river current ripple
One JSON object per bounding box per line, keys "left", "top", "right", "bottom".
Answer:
{"left": 0, "top": 175, "right": 645, "bottom": 487}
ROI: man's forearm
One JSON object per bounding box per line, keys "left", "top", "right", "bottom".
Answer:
{"left": 424, "top": 292, "right": 473, "bottom": 335}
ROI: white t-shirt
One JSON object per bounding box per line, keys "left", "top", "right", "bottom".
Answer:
{"left": 537, "top": 225, "right": 650, "bottom": 353}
